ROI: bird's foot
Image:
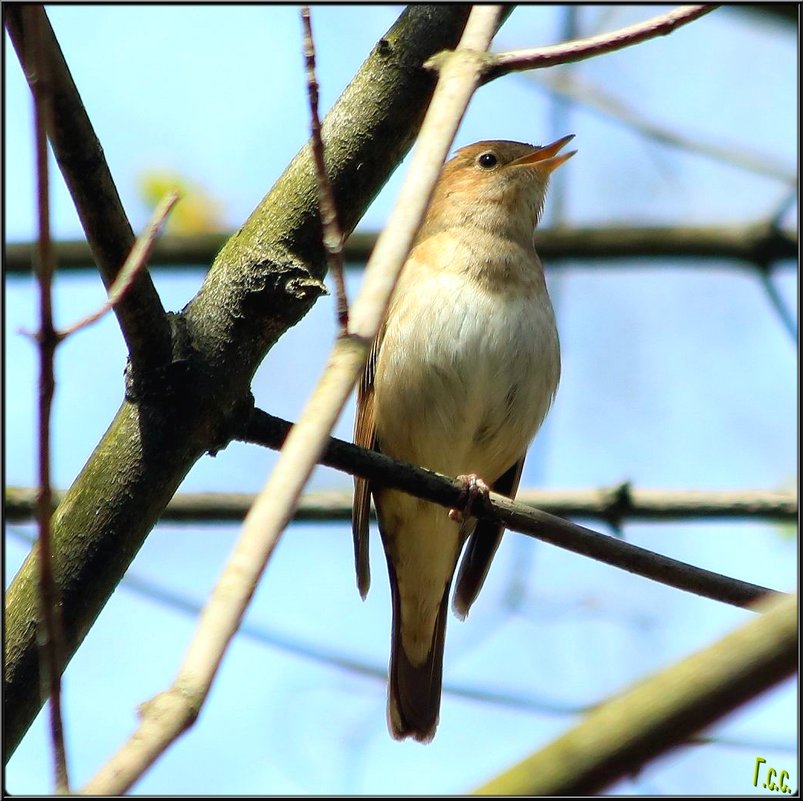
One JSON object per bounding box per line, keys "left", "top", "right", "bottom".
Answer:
{"left": 449, "top": 474, "right": 490, "bottom": 522}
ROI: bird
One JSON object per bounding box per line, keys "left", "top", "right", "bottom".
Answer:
{"left": 352, "top": 135, "right": 575, "bottom": 742}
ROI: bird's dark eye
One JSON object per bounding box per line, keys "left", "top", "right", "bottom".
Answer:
{"left": 477, "top": 152, "right": 498, "bottom": 169}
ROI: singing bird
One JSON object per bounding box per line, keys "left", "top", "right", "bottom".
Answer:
{"left": 352, "top": 136, "right": 575, "bottom": 742}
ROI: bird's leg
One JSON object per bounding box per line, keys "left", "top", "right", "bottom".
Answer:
{"left": 448, "top": 474, "right": 490, "bottom": 522}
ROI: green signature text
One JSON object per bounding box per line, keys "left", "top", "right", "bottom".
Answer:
{"left": 753, "top": 756, "right": 795, "bottom": 794}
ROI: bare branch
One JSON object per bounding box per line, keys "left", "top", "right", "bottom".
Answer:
{"left": 4, "top": 233, "right": 230, "bottom": 273}
{"left": 521, "top": 70, "right": 795, "bottom": 185}
{"left": 241, "top": 409, "right": 781, "bottom": 609}
{"left": 472, "top": 592, "right": 797, "bottom": 795}
{"left": 301, "top": 6, "right": 349, "bottom": 330}
{"left": 771, "top": 187, "right": 797, "bottom": 228}
{"left": 755, "top": 268, "right": 798, "bottom": 342}
{"left": 481, "top": 5, "right": 718, "bottom": 80}
{"left": 6, "top": 223, "right": 796, "bottom": 273}
{"left": 58, "top": 193, "right": 180, "bottom": 338}
{"left": 24, "top": 4, "right": 69, "bottom": 791}
{"left": 6, "top": 483, "right": 797, "bottom": 525}
{"left": 4, "top": 5, "right": 172, "bottom": 372}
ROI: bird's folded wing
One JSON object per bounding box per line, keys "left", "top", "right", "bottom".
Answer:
{"left": 352, "top": 333, "right": 382, "bottom": 599}
{"left": 453, "top": 457, "right": 525, "bottom": 618}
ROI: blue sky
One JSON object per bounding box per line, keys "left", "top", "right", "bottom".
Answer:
{"left": 4, "top": 5, "right": 797, "bottom": 795}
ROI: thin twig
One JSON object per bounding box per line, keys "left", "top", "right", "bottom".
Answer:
{"left": 521, "top": 70, "right": 795, "bottom": 185}
{"left": 481, "top": 5, "right": 718, "bottom": 80}
{"left": 755, "top": 268, "right": 798, "bottom": 343}
{"left": 758, "top": 192, "right": 799, "bottom": 342}
{"left": 80, "top": 8, "right": 507, "bottom": 794}
{"left": 301, "top": 6, "right": 349, "bottom": 331}
{"left": 4, "top": 5, "right": 172, "bottom": 372}
{"left": 770, "top": 187, "right": 797, "bottom": 228}
{"left": 58, "top": 192, "right": 180, "bottom": 338}
{"left": 25, "top": 4, "right": 69, "bottom": 792}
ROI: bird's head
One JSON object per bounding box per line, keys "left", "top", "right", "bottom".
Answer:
{"left": 421, "top": 135, "right": 576, "bottom": 245}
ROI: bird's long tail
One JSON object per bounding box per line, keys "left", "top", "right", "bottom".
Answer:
{"left": 386, "top": 565, "right": 451, "bottom": 743}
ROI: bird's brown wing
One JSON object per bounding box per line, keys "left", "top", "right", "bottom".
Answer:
{"left": 352, "top": 332, "right": 383, "bottom": 599}
{"left": 452, "top": 457, "right": 525, "bottom": 618}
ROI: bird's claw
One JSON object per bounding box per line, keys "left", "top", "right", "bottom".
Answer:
{"left": 448, "top": 474, "right": 490, "bottom": 522}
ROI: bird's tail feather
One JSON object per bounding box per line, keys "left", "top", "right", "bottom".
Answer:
{"left": 386, "top": 568, "right": 450, "bottom": 743}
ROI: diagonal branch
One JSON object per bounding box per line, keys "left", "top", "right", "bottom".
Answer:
{"left": 521, "top": 70, "right": 795, "bottom": 185}
{"left": 479, "top": 5, "right": 718, "bottom": 81}
{"left": 242, "top": 410, "right": 782, "bottom": 609}
{"left": 755, "top": 267, "right": 798, "bottom": 342}
{"left": 58, "top": 192, "right": 180, "bottom": 338}
{"left": 4, "top": 5, "right": 173, "bottom": 372}
{"left": 472, "top": 592, "right": 797, "bottom": 795}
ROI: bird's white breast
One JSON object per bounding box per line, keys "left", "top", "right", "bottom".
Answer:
{"left": 373, "top": 235, "right": 560, "bottom": 482}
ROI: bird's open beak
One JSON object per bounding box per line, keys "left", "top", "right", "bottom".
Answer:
{"left": 510, "top": 134, "right": 577, "bottom": 173}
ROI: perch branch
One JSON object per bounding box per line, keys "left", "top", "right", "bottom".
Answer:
{"left": 241, "top": 410, "right": 782, "bottom": 609}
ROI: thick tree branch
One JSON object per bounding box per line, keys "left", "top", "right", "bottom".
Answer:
{"left": 4, "top": 5, "right": 173, "bottom": 372}
{"left": 472, "top": 592, "right": 797, "bottom": 795}
{"left": 4, "top": 4, "right": 484, "bottom": 763}
{"left": 6, "top": 223, "right": 796, "bottom": 272}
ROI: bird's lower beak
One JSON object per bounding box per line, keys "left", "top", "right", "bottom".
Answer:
{"left": 510, "top": 134, "right": 577, "bottom": 173}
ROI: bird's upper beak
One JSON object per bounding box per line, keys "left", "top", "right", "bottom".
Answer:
{"left": 510, "top": 134, "right": 577, "bottom": 174}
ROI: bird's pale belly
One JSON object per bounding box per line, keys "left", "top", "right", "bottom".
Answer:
{"left": 373, "top": 277, "right": 559, "bottom": 483}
